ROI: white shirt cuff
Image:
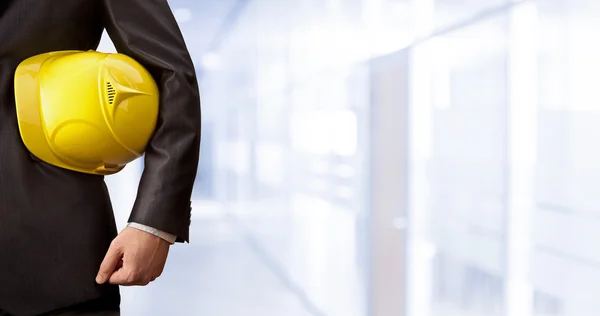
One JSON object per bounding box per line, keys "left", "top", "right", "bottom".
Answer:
{"left": 127, "top": 222, "right": 177, "bottom": 244}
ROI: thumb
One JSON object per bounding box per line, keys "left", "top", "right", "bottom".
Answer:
{"left": 96, "top": 242, "right": 123, "bottom": 284}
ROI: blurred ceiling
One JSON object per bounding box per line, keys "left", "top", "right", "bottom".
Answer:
{"left": 166, "top": 0, "right": 248, "bottom": 62}
{"left": 97, "top": 0, "right": 527, "bottom": 76}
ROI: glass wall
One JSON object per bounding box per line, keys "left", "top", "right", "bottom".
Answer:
{"left": 99, "top": 0, "right": 600, "bottom": 315}
{"left": 534, "top": 1, "right": 600, "bottom": 315}
{"left": 409, "top": 12, "right": 509, "bottom": 316}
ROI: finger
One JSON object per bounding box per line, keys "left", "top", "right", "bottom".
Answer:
{"left": 96, "top": 242, "right": 123, "bottom": 284}
{"left": 108, "top": 267, "right": 131, "bottom": 285}
{"left": 109, "top": 268, "right": 150, "bottom": 286}
{"left": 108, "top": 257, "right": 144, "bottom": 286}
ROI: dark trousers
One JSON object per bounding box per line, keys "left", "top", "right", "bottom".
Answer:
{"left": 0, "top": 294, "right": 120, "bottom": 316}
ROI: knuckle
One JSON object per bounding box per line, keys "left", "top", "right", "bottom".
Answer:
{"left": 110, "top": 239, "right": 121, "bottom": 249}
{"left": 127, "top": 271, "right": 140, "bottom": 283}
{"left": 137, "top": 275, "right": 151, "bottom": 286}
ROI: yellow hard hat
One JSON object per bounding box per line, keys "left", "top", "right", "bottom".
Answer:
{"left": 14, "top": 50, "right": 159, "bottom": 175}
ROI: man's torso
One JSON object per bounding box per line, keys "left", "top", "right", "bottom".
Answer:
{"left": 0, "top": 1, "right": 120, "bottom": 315}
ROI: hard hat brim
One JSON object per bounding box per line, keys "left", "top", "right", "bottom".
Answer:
{"left": 14, "top": 51, "right": 87, "bottom": 174}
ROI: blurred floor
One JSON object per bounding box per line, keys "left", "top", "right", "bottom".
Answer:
{"left": 118, "top": 202, "right": 314, "bottom": 316}
{"left": 224, "top": 197, "right": 367, "bottom": 316}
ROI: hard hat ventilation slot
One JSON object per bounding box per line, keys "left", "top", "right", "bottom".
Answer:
{"left": 107, "top": 82, "right": 116, "bottom": 105}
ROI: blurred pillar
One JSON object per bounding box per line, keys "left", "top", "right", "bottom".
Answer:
{"left": 405, "top": 1, "right": 436, "bottom": 316}
{"left": 505, "top": 1, "right": 538, "bottom": 316}
{"left": 367, "top": 48, "right": 411, "bottom": 316}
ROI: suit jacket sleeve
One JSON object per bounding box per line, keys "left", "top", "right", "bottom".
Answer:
{"left": 100, "top": 0, "right": 201, "bottom": 243}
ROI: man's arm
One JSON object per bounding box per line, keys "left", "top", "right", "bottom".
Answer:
{"left": 101, "top": 0, "right": 201, "bottom": 243}
{"left": 96, "top": 0, "right": 200, "bottom": 286}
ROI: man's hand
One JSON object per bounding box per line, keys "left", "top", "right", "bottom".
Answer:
{"left": 96, "top": 227, "right": 171, "bottom": 286}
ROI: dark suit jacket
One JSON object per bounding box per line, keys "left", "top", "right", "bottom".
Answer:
{"left": 0, "top": 1, "right": 201, "bottom": 315}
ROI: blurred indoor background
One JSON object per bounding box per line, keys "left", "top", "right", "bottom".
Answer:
{"left": 99, "top": 0, "right": 599, "bottom": 315}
